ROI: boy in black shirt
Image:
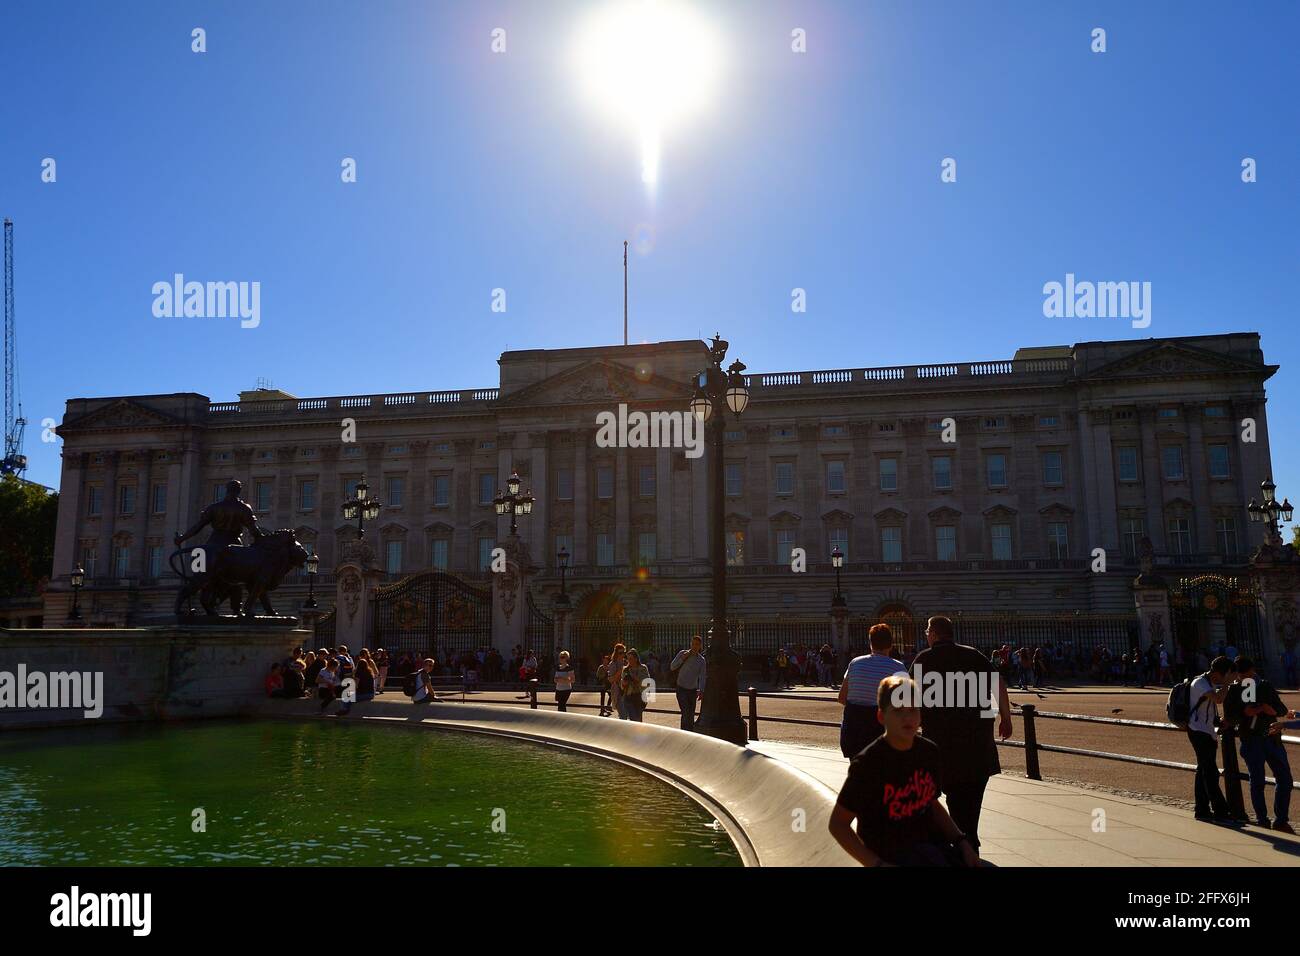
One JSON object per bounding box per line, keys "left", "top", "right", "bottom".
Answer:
{"left": 828, "top": 674, "right": 981, "bottom": 867}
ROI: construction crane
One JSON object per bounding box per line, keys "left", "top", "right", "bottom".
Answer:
{"left": 1, "top": 218, "right": 27, "bottom": 477}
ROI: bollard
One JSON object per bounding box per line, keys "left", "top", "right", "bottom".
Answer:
{"left": 1021, "top": 704, "right": 1041, "bottom": 780}
{"left": 1219, "top": 726, "right": 1246, "bottom": 819}
{"left": 529, "top": 681, "right": 538, "bottom": 710}
{"left": 747, "top": 687, "right": 759, "bottom": 741}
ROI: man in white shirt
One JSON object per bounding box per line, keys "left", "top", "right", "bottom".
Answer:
{"left": 1186, "top": 656, "right": 1238, "bottom": 822}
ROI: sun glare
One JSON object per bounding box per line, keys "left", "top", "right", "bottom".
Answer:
{"left": 573, "top": 0, "right": 723, "bottom": 186}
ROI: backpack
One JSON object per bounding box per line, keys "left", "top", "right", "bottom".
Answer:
{"left": 1167, "top": 672, "right": 1207, "bottom": 729}
{"left": 403, "top": 672, "right": 419, "bottom": 697}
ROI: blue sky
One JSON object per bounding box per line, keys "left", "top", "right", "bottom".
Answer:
{"left": 2, "top": 0, "right": 1297, "bottom": 501}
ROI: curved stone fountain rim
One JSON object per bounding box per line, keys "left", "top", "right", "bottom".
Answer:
{"left": 257, "top": 697, "right": 853, "bottom": 868}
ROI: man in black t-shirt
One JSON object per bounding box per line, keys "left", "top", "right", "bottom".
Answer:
{"left": 910, "top": 615, "right": 1013, "bottom": 852}
{"left": 828, "top": 673, "right": 981, "bottom": 867}
{"left": 1224, "top": 656, "right": 1295, "bottom": 832}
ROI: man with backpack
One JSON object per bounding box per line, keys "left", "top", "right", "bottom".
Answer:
{"left": 1172, "top": 656, "right": 1241, "bottom": 823}
{"left": 1224, "top": 656, "right": 1295, "bottom": 833}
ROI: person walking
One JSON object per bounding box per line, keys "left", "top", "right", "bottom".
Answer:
{"left": 554, "top": 650, "right": 576, "bottom": 712}
{"left": 910, "top": 615, "right": 1012, "bottom": 853}
{"left": 608, "top": 644, "right": 628, "bottom": 718}
{"left": 838, "top": 624, "right": 905, "bottom": 758}
{"left": 1185, "top": 656, "right": 1238, "bottom": 823}
{"left": 374, "top": 647, "right": 390, "bottom": 695}
{"left": 670, "top": 635, "right": 706, "bottom": 732}
{"left": 620, "top": 649, "right": 651, "bottom": 722}
{"left": 595, "top": 654, "right": 612, "bottom": 716}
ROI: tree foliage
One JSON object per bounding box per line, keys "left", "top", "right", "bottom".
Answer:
{"left": 0, "top": 476, "right": 59, "bottom": 599}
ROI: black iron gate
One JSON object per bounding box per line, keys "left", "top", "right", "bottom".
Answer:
{"left": 371, "top": 571, "right": 492, "bottom": 658}
{"left": 1170, "top": 574, "right": 1263, "bottom": 663}
{"left": 525, "top": 591, "right": 552, "bottom": 656}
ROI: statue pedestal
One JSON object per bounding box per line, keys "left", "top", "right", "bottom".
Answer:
{"left": 334, "top": 561, "right": 382, "bottom": 651}
{"left": 491, "top": 535, "right": 534, "bottom": 655}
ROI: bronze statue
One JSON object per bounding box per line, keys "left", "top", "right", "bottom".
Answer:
{"left": 171, "top": 479, "right": 308, "bottom": 618}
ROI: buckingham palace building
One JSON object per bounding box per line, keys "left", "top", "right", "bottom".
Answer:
{"left": 42, "top": 331, "right": 1283, "bottom": 662}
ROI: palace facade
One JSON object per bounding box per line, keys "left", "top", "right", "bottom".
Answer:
{"left": 44, "top": 332, "right": 1277, "bottom": 641}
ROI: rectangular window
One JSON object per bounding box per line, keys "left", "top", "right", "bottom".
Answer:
{"left": 935, "top": 525, "right": 957, "bottom": 561}
{"left": 478, "top": 537, "right": 495, "bottom": 571}
{"left": 1117, "top": 446, "right": 1138, "bottom": 482}
{"left": 983, "top": 416, "right": 1006, "bottom": 429}
{"left": 1215, "top": 517, "right": 1237, "bottom": 556}
{"left": 151, "top": 483, "right": 167, "bottom": 514}
{"left": 1042, "top": 451, "right": 1063, "bottom": 485}
{"left": 433, "top": 474, "right": 450, "bottom": 507}
{"left": 776, "top": 529, "right": 796, "bottom": 565}
{"left": 774, "top": 462, "right": 795, "bottom": 496}
{"left": 1158, "top": 408, "right": 1179, "bottom": 419}
{"left": 119, "top": 484, "right": 136, "bottom": 515}
{"left": 933, "top": 456, "right": 952, "bottom": 491}
{"left": 726, "top": 530, "right": 745, "bottom": 566}
{"left": 881, "top": 527, "right": 902, "bottom": 563}
{"left": 386, "top": 540, "right": 403, "bottom": 574}
{"left": 986, "top": 454, "right": 1007, "bottom": 488}
{"left": 87, "top": 485, "right": 103, "bottom": 516}
{"left": 556, "top": 468, "right": 574, "bottom": 501}
{"left": 596, "top": 533, "right": 614, "bottom": 566}
{"left": 1123, "top": 518, "right": 1145, "bottom": 559}
{"left": 1168, "top": 517, "right": 1192, "bottom": 555}
{"left": 638, "top": 464, "right": 656, "bottom": 497}
{"left": 554, "top": 534, "right": 573, "bottom": 565}
{"left": 1162, "top": 446, "right": 1184, "bottom": 480}
{"left": 637, "top": 532, "right": 657, "bottom": 565}
{"left": 725, "top": 462, "right": 743, "bottom": 497}
{"left": 255, "top": 481, "right": 272, "bottom": 512}
{"left": 1208, "top": 444, "right": 1230, "bottom": 479}
{"left": 213, "top": 483, "right": 226, "bottom": 503}
{"left": 81, "top": 544, "right": 98, "bottom": 579}
{"left": 1039, "top": 416, "right": 1059, "bottom": 427}
{"left": 430, "top": 539, "right": 449, "bottom": 570}
{"left": 148, "top": 545, "right": 163, "bottom": 579}
{"left": 596, "top": 466, "right": 614, "bottom": 500}
{"left": 879, "top": 458, "right": 898, "bottom": 492}
{"left": 991, "top": 523, "right": 1012, "bottom": 560}
{"left": 386, "top": 476, "right": 405, "bottom": 508}
{"left": 298, "top": 480, "right": 316, "bottom": 511}
{"left": 826, "top": 460, "right": 845, "bottom": 494}
{"left": 1047, "top": 522, "right": 1068, "bottom": 559}
{"left": 829, "top": 527, "right": 848, "bottom": 561}
{"left": 1204, "top": 406, "right": 1227, "bottom": 418}
{"left": 478, "top": 473, "right": 496, "bottom": 505}
{"left": 113, "top": 544, "right": 130, "bottom": 578}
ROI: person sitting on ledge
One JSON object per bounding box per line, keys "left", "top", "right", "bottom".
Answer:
{"left": 282, "top": 658, "right": 306, "bottom": 698}
{"left": 413, "top": 658, "right": 442, "bottom": 704}
{"left": 828, "top": 674, "right": 982, "bottom": 867}
{"left": 264, "top": 663, "right": 284, "bottom": 698}
{"left": 317, "top": 658, "right": 341, "bottom": 713}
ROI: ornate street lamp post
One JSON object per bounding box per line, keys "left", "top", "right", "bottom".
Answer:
{"left": 342, "top": 477, "right": 382, "bottom": 539}
{"left": 690, "top": 334, "right": 750, "bottom": 745}
{"left": 556, "top": 545, "right": 571, "bottom": 608}
{"left": 494, "top": 470, "right": 535, "bottom": 537}
{"left": 831, "top": 545, "right": 846, "bottom": 608}
{"left": 303, "top": 552, "right": 320, "bottom": 609}
{"left": 1247, "top": 477, "right": 1294, "bottom": 544}
{"left": 68, "top": 565, "right": 85, "bottom": 623}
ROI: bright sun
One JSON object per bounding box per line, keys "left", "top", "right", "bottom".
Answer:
{"left": 573, "top": 0, "right": 723, "bottom": 186}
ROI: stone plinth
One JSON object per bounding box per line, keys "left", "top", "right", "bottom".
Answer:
{"left": 0, "top": 625, "right": 310, "bottom": 730}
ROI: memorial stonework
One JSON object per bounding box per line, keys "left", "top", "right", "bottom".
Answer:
{"left": 41, "top": 334, "right": 1277, "bottom": 643}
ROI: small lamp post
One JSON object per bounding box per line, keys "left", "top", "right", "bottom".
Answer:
{"left": 831, "top": 545, "right": 846, "bottom": 608}
{"left": 68, "top": 565, "right": 85, "bottom": 623}
{"left": 494, "top": 470, "right": 535, "bottom": 537}
{"left": 342, "top": 476, "right": 382, "bottom": 539}
{"left": 556, "top": 545, "right": 571, "bottom": 608}
{"left": 304, "top": 552, "right": 320, "bottom": 609}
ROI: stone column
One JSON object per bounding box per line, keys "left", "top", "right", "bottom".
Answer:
{"left": 615, "top": 446, "right": 630, "bottom": 564}
{"left": 491, "top": 536, "right": 532, "bottom": 655}
{"left": 574, "top": 429, "right": 589, "bottom": 565}
{"left": 453, "top": 438, "right": 475, "bottom": 570}
{"left": 691, "top": 445, "right": 709, "bottom": 561}
{"left": 335, "top": 539, "right": 381, "bottom": 650}
{"left": 1132, "top": 569, "right": 1171, "bottom": 661}
{"left": 655, "top": 444, "right": 672, "bottom": 562}
{"left": 1185, "top": 403, "right": 1214, "bottom": 554}
{"left": 275, "top": 444, "right": 297, "bottom": 531}
{"left": 51, "top": 451, "right": 86, "bottom": 588}
{"left": 95, "top": 451, "right": 120, "bottom": 583}
{"left": 1138, "top": 406, "right": 1166, "bottom": 550}
{"left": 1091, "top": 410, "right": 1119, "bottom": 554}
{"left": 529, "top": 431, "right": 549, "bottom": 563}
{"left": 409, "top": 440, "right": 430, "bottom": 567}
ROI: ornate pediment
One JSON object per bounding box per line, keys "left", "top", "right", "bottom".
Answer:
{"left": 59, "top": 399, "right": 182, "bottom": 434}
{"left": 425, "top": 521, "right": 454, "bottom": 534}
{"left": 874, "top": 507, "right": 907, "bottom": 521}
{"left": 769, "top": 509, "right": 802, "bottom": 525}
{"left": 1038, "top": 502, "right": 1075, "bottom": 517}
{"left": 495, "top": 360, "right": 693, "bottom": 409}
{"left": 983, "top": 504, "right": 1019, "bottom": 518}
{"left": 820, "top": 508, "right": 855, "bottom": 523}
{"left": 1083, "top": 341, "right": 1265, "bottom": 382}
{"left": 928, "top": 505, "right": 962, "bottom": 521}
